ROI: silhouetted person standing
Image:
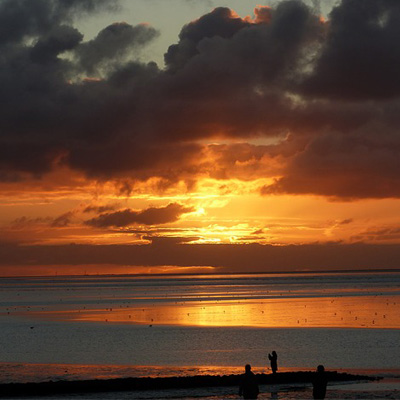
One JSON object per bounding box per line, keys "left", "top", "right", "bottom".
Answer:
{"left": 239, "top": 364, "right": 259, "bottom": 399}
{"left": 312, "top": 365, "right": 328, "bottom": 399}
{"left": 268, "top": 351, "right": 278, "bottom": 374}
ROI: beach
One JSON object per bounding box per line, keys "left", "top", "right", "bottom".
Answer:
{"left": 0, "top": 370, "right": 393, "bottom": 399}
{"left": 0, "top": 271, "right": 399, "bottom": 399}
{"left": 3, "top": 0, "right": 400, "bottom": 398}
{"left": 0, "top": 369, "right": 397, "bottom": 399}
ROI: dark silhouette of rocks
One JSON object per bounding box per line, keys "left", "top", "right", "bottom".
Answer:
{"left": 0, "top": 371, "right": 380, "bottom": 397}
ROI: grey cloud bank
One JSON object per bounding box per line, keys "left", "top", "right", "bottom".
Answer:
{"left": 1, "top": 0, "right": 400, "bottom": 199}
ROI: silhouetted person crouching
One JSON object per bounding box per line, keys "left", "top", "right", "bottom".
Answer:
{"left": 239, "top": 364, "right": 259, "bottom": 399}
{"left": 268, "top": 350, "right": 278, "bottom": 374}
{"left": 312, "top": 365, "right": 328, "bottom": 399}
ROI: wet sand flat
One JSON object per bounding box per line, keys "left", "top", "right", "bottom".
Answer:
{"left": 28, "top": 293, "right": 400, "bottom": 329}
{"left": 1, "top": 272, "right": 399, "bottom": 329}
{"left": 0, "top": 272, "right": 398, "bottom": 398}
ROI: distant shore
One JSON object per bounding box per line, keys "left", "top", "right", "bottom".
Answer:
{"left": 0, "top": 371, "right": 380, "bottom": 397}
{"left": 1, "top": 268, "right": 400, "bottom": 279}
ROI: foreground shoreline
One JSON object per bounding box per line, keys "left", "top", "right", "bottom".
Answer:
{"left": 0, "top": 371, "right": 380, "bottom": 397}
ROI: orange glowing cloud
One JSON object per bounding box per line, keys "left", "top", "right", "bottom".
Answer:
{"left": 1, "top": 0, "right": 400, "bottom": 275}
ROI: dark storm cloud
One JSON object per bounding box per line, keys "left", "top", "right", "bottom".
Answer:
{"left": 30, "top": 25, "right": 83, "bottom": 64}
{"left": 0, "top": 0, "right": 160, "bottom": 180}
{"left": 85, "top": 203, "right": 194, "bottom": 228}
{"left": 164, "top": 7, "right": 251, "bottom": 71}
{"left": 2, "top": 0, "right": 400, "bottom": 199}
{"left": 301, "top": 0, "right": 400, "bottom": 99}
{"left": 0, "top": 0, "right": 115, "bottom": 47}
{"left": 116, "top": 1, "right": 325, "bottom": 156}
{"left": 262, "top": 124, "right": 400, "bottom": 199}
{"left": 75, "top": 22, "right": 159, "bottom": 75}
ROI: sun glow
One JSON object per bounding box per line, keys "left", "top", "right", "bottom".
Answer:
{"left": 4, "top": 169, "right": 400, "bottom": 251}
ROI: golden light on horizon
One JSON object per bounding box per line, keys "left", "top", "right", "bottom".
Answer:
{"left": 4, "top": 170, "right": 400, "bottom": 251}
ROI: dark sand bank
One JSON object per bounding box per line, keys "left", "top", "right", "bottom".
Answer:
{"left": 0, "top": 371, "right": 380, "bottom": 397}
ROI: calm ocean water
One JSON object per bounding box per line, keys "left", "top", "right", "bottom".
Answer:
{"left": 0, "top": 271, "right": 399, "bottom": 398}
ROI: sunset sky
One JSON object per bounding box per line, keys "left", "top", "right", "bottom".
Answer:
{"left": 1, "top": 0, "right": 400, "bottom": 275}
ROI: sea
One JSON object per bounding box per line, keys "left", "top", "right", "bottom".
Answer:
{"left": 0, "top": 270, "right": 399, "bottom": 399}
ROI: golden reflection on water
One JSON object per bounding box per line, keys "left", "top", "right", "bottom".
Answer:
{"left": 51, "top": 295, "right": 400, "bottom": 329}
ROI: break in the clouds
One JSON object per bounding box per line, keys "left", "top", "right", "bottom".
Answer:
{"left": 2, "top": 0, "right": 400, "bottom": 199}
{"left": 85, "top": 203, "right": 194, "bottom": 227}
